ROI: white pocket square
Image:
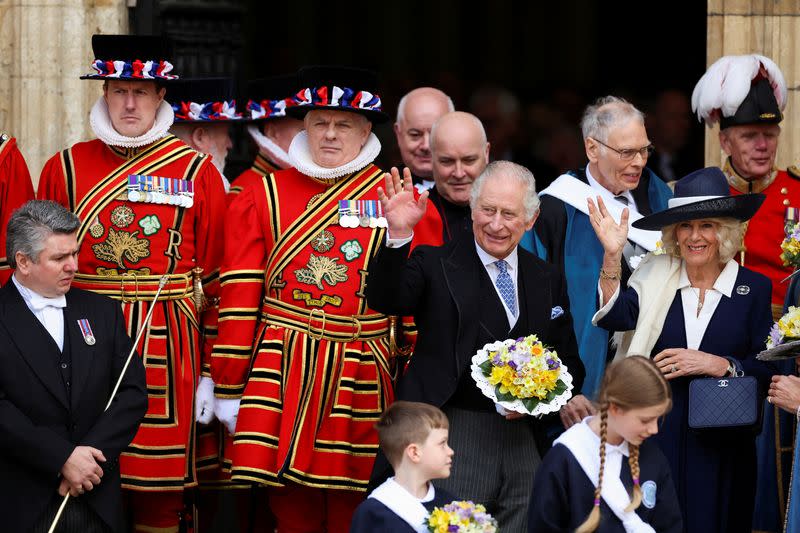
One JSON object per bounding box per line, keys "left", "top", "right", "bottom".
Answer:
{"left": 551, "top": 306, "right": 564, "bottom": 319}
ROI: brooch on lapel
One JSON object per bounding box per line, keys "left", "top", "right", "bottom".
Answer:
{"left": 736, "top": 285, "right": 750, "bottom": 295}
{"left": 550, "top": 306, "right": 564, "bottom": 320}
{"left": 77, "top": 318, "right": 96, "bottom": 345}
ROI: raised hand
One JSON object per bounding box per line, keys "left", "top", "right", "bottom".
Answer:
{"left": 587, "top": 196, "right": 629, "bottom": 257}
{"left": 377, "top": 167, "right": 428, "bottom": 240}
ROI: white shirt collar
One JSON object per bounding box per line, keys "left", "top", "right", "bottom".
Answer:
{"left": 585, "top": 165, "right": 636, "bottom": 209}
{"left": 676, "top": 259, "right": 738, "bottom": 298}
{"left": 475, "top": 241, "right": 519, "bottom": 272}
{"left": 12, "top": 274, "right": 67, "bottom": 311}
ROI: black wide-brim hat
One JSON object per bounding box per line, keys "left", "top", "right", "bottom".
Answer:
{"left": 80, "top": 34, "right": 180, "bottom": 82}
{"left": 285, "top": 65, "right": 390, "bottom": 123}
{"left": 167, "top": 78, "right": 242, "bottom": 123}
{"left": 245, "top": 74, "right": 302, "bottom": 122}
{"left": 632, "top": 167, "right": 765, "bottom": 230}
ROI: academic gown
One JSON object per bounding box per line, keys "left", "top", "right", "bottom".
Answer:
{"left": 350, "top": 486, "right": 455, "bottom": 533}
{"left": 596, "top": 266, "right": 776, "bottom": 533}
{"left": 527, "top": 440, "right": 682, "bottom": 533}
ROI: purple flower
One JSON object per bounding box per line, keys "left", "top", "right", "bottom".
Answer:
{"left": 770, "top": 323, "right": 784, "bottom": 347}
{"left": 546, "top": 357, "right": 560, "bottom": 370}
{"left": 448, "top": 526, "right": 459, "bottom": 532}
{"left": 491, "top": 353, "right": 503, "bottom": 365}
{"left": 508, "top": 360, "right": 518, "bottom": 371}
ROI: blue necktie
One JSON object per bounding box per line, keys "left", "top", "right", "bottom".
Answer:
{"left": 494, "top": 260, "right": 517, "bottom": 316}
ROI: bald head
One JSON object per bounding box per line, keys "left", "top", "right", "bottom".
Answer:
{"left": 430, "top": 111, "right": 490, "bottom": 206}
{"left": 394, "top": 87, "right": 454, "bottom": 177}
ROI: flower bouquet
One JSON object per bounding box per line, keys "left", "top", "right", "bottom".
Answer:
{"left": 427, "top": 501, "right": 498, "bottom": 533}
{"left": 470, "top": 334, "right": 573, "bottom": 416}
{"left": 780, "top": 222, "right": 800, "bottom": 272}
{"left": 758, "top": 306, "right": 800, "bottom": 361}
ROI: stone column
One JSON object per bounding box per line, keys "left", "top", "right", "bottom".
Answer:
{"left": 0, "top": 0, "right": 128, "bottom": 187}
{"left": 705, "top": 1, "right": 800, "bottom": 170}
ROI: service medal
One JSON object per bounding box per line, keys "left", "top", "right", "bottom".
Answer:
{"left": 77, "top": 318, "right": 96, "bottom": 346}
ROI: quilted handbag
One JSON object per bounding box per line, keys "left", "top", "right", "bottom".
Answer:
{"left": 687, "top": 374, "right": 761, "bottom": 430}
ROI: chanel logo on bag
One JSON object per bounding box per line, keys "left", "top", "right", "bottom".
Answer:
{"left": 718, "top": 379, "right": 729, "bottom": 387}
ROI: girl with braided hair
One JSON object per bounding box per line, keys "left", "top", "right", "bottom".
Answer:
{"left": 528, "top": 356, "right": 682, "bottom": 532}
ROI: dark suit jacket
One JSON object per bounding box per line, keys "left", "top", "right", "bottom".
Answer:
{"left": 366, "top": 234, "right": 584, "bottom": 408}
{"left": 0, "top": 282, "right": 147, "bottom": 532}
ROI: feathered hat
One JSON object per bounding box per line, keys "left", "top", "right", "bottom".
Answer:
{"left": 691, "top": 54, "right": 786, "bottom": 129}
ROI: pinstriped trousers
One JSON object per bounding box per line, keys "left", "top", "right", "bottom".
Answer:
{"left": 433, "top": 406, "right": 541, "bottom": 533}
{"left": 31, "top": 494, "right": 111, "bottom": 533}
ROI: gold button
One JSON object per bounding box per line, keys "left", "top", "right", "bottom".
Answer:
{"left": 784, "top": 199, "right": 791, "bottom": 206}
{"left": 782, "top": 187, "right": 789, "bottom": 194}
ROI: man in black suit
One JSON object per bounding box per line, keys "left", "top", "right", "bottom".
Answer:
{"left": 367, "top": 161, "right": 584, "bottom": 531}
{"left": 0, "top": 200, "right": 147, "bottom": 533}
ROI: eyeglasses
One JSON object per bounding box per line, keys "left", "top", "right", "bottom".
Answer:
{"left": 592, "top": 138, "right": 655, "bottom": 161}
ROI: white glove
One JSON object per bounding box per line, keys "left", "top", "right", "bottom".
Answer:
{"left": 215, "top": 398, "right": 241, "bottom": 435}
{"left": 195, "top": 376, "right": 216, "bottom": 424}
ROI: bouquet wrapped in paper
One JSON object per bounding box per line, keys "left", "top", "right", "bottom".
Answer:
{"left": 471, "top": 334, "right": 573, "bottom": 416}
{"left": 758, "top": 306, "right": 800, "bottom": 361}
{"left": 427, "top": 501, "right": 498, "bottom": 533}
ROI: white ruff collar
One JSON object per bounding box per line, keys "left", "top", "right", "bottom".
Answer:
{"left": 368, "top": 477, "right": 433, "bottom": 533}
{"left": 90, "top": 96, "right": 174, "bottom": 148}
{"left": 247, "top": 124, "right": 291, "bottom": 170}
{"left": 288, "top": 131, "right": 381, "bottom": 181}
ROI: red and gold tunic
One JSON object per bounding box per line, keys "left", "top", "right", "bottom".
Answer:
{"left": 725, "top": 159, "right": 800, "bottom": 318}
{"left": 227, "top": 152, "right": 280, "bottom": 204}
{"left": 211, "top": 164, "right": 394, "bottom": 491}
{"left": 0, "top": 135, "right": 35, "bottom": 285}
{"left": 38, "top": 135, "right": 226, "bottom": 491}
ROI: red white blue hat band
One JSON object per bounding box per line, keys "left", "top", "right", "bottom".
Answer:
{"left": 247, "top": 98, "right": 296, "bottom": 120}
{"left": 172, "top": 100, "right": 242, "bottom": 122}
{"left": 84, "top": 59, "right": 179, "bottom": 81}
{"left": 292, "top": 86, "right": 383, "bottom": 113}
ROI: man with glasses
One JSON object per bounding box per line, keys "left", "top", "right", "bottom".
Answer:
{"left": 522, "top": 96, "right": 672, "bottom": 418}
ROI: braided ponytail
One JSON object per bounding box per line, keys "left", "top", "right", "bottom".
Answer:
{"left": 625, "top": 444, "right": 642, "bottom": 512}
{"left": 575, "top": 356, "right": 671, "bottom": 531}
{"left": 576, "top": 405, "right": 608, "bottom": 533}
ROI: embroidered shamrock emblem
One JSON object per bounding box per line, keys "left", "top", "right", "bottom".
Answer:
{"left": 340, "top": 240, "right": 363, "bottom": 262}
{"left": 138, "top": 215, "right": 161, "bottom": 236}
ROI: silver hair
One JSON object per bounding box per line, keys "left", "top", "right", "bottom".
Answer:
{"left": 469, "top": 160, "right": 540, "bottom": 221}
{"left": 395, "top": 87, "right": 455, "bottom": 125}
{"left": 429, "top": 111, "right": 487, "bottom": 152}
{"left": 660, "top": 217, "right": 744, "bottom": 264}
{"left": 580, "top": 96, "right": 645, "bottom": 143}
{"left": 6, "top": 200, "right": 80, "bottom": 267}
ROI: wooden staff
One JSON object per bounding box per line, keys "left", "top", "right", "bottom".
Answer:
{"left": 47, "top": 275, "right": 168, "bottom": 533}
